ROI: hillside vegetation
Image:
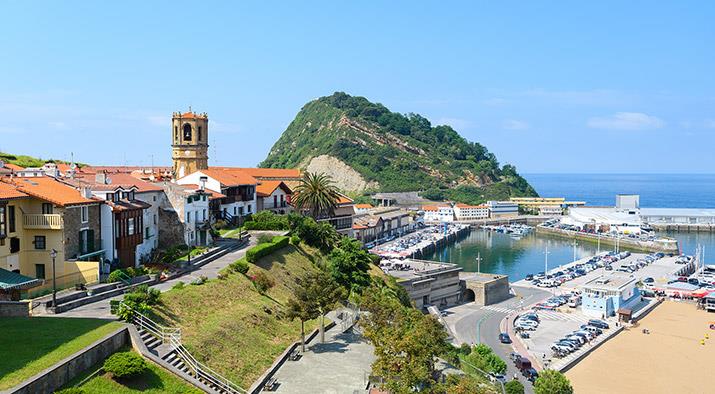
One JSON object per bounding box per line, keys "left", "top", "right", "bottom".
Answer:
{"left": 0, "top": 152, "right": 81, "bottom": 168}
{"left": 151, "top": 243, "right": 323, "bottom": 388}
{"left": 261, "top": 92, "right": 537, "bottom": 204}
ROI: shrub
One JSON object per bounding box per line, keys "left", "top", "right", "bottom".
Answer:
{"left": 243, "top": 211, "right": 290, "bottom": 230}
{"left": 230, "top": 258, "right": 249, "bottom": 274}
{"left": 257, "top": 234, "right": 273, "bottom": 244}
{"left": 103, "top": 352, "right": 147, "bottom": 379}
{"left": 252, "top": 271, "right": 275, "bottom": 294}
{"left": 55, "top": 388, "right": 85, "bottom": 394}
{"left": 172, "top": 281, "right": 185, "bottom": 290}
{"left": 290, "top": 234, "right": 300, "bottom": 245}
{"left": 505, "top": 379, "right": 525, "bottom": 394}
{"left": 107, "top": 270, "right": 126, "bottom": 283}
{"left": 191, "top": 275, "right": 208, "bottom": 285}
{"left": 245, "top": 236, "right": 290, "bottom": 262}
{"left": 124, "top": 285, "right": 161, "bottom": 306}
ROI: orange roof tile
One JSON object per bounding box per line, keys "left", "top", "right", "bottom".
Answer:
{"left": 256, "top": 180, "right": 292, "bottom": 197}
{"left": 337, "top": 193, "right": 354, "bottom": 205}
{"left": 355, "top": 204, "right": 373, "bottom": 209}
{"left": 180, "top": 184, "right": 227, "bottom": 200}
{"left": 4, "top": 163, "right": 24, "bottom": 171}
{"left": 0, "top": 182, "right": 28, "bottom": 200}
{"left": 455, "top": 203, "right": 488, "bottom": 208}
{"left": 200, "top": 169, "right": 258, "bottom": 186}
{"left": 71, "top": 173, "right": 163, "bottom": 193}
{"left": 208, "top": 167, "right": 301, "bottom": 180}
{"left": 7, "top": 177, "right": 97, "bottom": 206}
{"left": 422, "top": 205, "right": 439, "bottom": 211}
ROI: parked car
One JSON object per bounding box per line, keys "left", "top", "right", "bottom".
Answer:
{"left": 523, "top": 368, "right": 539, "bottom": 382}
{"left": 499, "top": 333, "right": 512, "bottom": 344}
{"left": 489, "top": 373, "right": 507, "bottom": 384}
{"left": 515, "top": 357, "right": 532, "bottom": 371}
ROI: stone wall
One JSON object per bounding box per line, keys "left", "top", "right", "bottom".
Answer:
{"left": 10, "top": 326, "right": 128, "bottom": 394}
{"left": 158, "top": 207, "right": 185, "bottom": 249}
{"left": 0, "top": 300, "right": 30, "bottom": 317}
{"left": 62, "top": 204, "right": 102, "bottom": 259}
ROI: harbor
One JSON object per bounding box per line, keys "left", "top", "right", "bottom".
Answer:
{"left": 370, "top": 223, "right": 470, "bottom": 259}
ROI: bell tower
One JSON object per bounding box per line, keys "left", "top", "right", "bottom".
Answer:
{"left": 171, "top": 109, "right": 209, "bottom": 179}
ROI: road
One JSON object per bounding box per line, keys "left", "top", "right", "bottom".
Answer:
{"left": 442, "top": 286, "right": 551, "bottom": 393}
{"left": 55, "top": 236, "right": 258, "bottom": 319}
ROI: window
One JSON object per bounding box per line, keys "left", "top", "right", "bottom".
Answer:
{"left": 107, "top": 193, "right": 113, "bottom": 201}
{"left": 0, "top": 205, "right": 5, "bottom": 238}
{"left": 194, "top": 211, "right": 198, "bottom": 223}
{"left": 35, "top": 264, "right": 46, "bottom": 279}
{"left": 247, "top": 204, "right": 252, "bottom": 213}
{"left": 10, "top": 237, "right": 19, "bottom": 253}
{"left": 153, "top": 214, "right": 157, "bottom": 224}
{"left": 81, "top": 206, "right": 89, "bottom": 223}
{"left": 203, "top": 209, "right": 206, "bottom": 221}
{"left": 128, "top": 218, "right": 135, "bottom": 235}
{"left": 238, "top": 206, "right": 244, "bottom": 216}
{"left": 8, "top": 205, "right": 15, "bottom": 233}
{"left": 79, "top": 229, "right": 94, "bottom": 254}
{"left": 186, "top": 211, "right": 191, "bottom": 223}
{"left": 128, "top": 191, "right": 135, "bottom": 200}
{"left": 42, "top": 203, "right": 53, "bottom": 214}
{"left": 145, "top": 227, "right": 150, "bottom": 239}
{"left": 183, "top": 123, "right": 192, "bottom": 141}
{"left": 34, "top": 235, "right": 46, "bottom": 250}
{"left": 174, "top": 126, "right": 178, "bottom": 142}
{"left": 233, "top": 207, "right": 237, "bottom": 215}
{"left": 198, "top": 126, "right": 202, "bottom": 141}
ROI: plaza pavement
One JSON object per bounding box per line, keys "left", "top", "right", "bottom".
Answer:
{"left": 269, "top": 324, "right": 375, "bottom": 394}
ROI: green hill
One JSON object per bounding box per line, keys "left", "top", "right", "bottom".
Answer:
{"left": 0, "top": 152, "right": 82, "bottom": 168}
{"left": 260, "top": 92, "right": 537, "bottom": 204}
{"left": 151, "top": 243, "right": 323, "bottom": 388}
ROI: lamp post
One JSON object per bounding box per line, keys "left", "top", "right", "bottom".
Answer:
{"left": 50, "top": 248, "right": 58, "bottom": 309}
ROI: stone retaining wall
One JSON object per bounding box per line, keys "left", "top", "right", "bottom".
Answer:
{"left": 8, "top": 326, "right": 128, "bottom": 394}
{"left": 0, "top": 301, "right": 30, "bottom": 317}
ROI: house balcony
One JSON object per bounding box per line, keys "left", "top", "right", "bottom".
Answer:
{"left": 23, "top": 214, "right": 64, "bottom": 230}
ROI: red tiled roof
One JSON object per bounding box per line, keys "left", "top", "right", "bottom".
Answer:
{"left": 200, "top": 169, "right": 258, "bottom": 186}
{"left": 0, "top": 182, "right": 28, "bottom": 200}
{"left": 215, "top": 167, "right": 301, "bottom": 179}
{"left": 4, "top": 163, "right": 24, "bottom": 171}
{"left": 422, "top": 205, "right": 439, "bottom": 211}
{"left": 455, "top": 203, "right": 488, "bottom": 208}
{"left": 256, "top": 180, "right": 292, "bottom": 197}
{"left": 72, "top": 173, "right": 163, "bottom": 193}
{"left": 5, "top": 177, "right": 97, "bottom": 207}
{"left": 337, "top": 193, "right": 353, "bottom": 205}
{"left": 355, "top": 204, "right": 372, "bottom": 209}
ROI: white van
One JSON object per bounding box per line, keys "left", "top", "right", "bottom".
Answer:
{"left": 568, "top": 296, "right": 581, "bottom": 308}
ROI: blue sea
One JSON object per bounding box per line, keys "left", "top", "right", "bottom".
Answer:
{"left": 425, "top": 174, "right": 715, "bottom": 279}
{"left": 524, "top": 173, "right": 715, "bottom": 208}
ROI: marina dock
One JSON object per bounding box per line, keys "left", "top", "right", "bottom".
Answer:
{"left": 371, "top": 224, "right": 471, "bottom": 259}
{"left": 535, "top": 225, "right": 680, "bottom": 254}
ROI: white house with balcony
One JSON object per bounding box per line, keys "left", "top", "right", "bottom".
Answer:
{"left": 256, "top": 181, "right": 292, "bottom": 214}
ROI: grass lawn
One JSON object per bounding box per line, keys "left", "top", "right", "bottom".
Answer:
{"left": 0, "top": 317, "right": 123, "bottom": 390}
{"left": 176, "top": 246, "right": 209, "bottom": 261}
{"left": 218, "top": 227, "right": 244, "bottom": 238}
{"left": 152, "top": 244, "right": 323, "bottom": 388}
{"left": 63, "top": 349, "right": 199, "bottom": 394}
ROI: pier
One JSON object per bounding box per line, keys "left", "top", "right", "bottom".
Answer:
{"left": 371, "top": 224, "right": 471, "bottom": 259}
{"left": 535, "top": 225, "right": 680, "bottom": 254}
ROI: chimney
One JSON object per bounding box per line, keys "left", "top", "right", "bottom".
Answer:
{"left": 81, "top": 186, "right": 92, "bottom": 199}
{"left": 95, "top": 171, "right": 108, "bottom": 184}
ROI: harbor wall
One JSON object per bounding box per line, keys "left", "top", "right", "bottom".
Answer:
{"left": 535, "top": 226, "right": 679, "bottom": 254}
{"left": 409, "top": 226, "right": 471, "bottom": 259}
{"left": 651, "top": 223, "right": 715, "bottom": 233}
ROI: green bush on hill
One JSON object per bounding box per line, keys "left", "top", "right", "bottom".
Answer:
{"left": 243, "top": 211, "right": 290, "bottom": 230}
{"left": 245, "top": 236, "right": 290, "bottom": 263}
{"left": 229, "top": 258, "right": 250, "bottom": 274}
{"left": 103, "top": 352, "right": 147, "bottom": 379}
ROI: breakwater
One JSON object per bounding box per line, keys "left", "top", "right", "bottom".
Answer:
{"left": 372, "top": 224, "right": 471, "bottom": 259}
{"left": 535, "top": 226, "right": 679, "bottom": 254}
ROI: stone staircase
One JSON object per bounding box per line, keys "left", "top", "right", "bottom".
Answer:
{"left": 125, "top": 304, "right": 247, "bottom": 394}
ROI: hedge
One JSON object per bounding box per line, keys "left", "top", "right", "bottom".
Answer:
{"left": 103, "top": 351, "right": 147, "bottom": 378}
{"left": 245, "top": 236, "right": 290, "bottom": 263}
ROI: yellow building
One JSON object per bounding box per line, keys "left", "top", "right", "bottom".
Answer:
{"left": 171, "top": 110, "right": 209, "bottom": 179}
{"left": 510, "top": 197, "right": 585, "bottom": 208}
{"left": 0, "top": 178, "right": 101, "bottom": 299}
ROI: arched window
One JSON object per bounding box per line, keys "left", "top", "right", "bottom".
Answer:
{"left": 183, "top": 123, "right": 192, "bottom": 141}
{"left": 198, "top": 126, "right": 202, "bottom": 142}
{"left": 174, "top": 126, "right": 178, "bottom": 142}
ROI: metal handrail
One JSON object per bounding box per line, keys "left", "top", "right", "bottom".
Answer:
{"left": 120, "top": 302, "right": 246, "bottom": 394}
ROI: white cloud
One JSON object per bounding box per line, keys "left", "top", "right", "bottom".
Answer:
{"left": 587, "top": 112, "right": 664, "bottom": 130}
{"left": 435, "top": 117, "right": 473, "bottom": 130}
{"left": 502, "top": 119, "right": 529, "bottom": 130}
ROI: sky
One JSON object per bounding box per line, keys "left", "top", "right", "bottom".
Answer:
{"left": 1, "top": 1, "right": 713, "bottom": 173}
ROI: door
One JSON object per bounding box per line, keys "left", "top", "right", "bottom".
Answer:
{"left": 199, "top": 230, "right": 207, "bottom": 246}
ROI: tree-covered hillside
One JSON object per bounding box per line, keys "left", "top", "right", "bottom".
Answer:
{"left": 261, "top": 92, "right": 537, "bottom": 204}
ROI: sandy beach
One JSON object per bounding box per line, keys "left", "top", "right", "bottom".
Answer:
{"left": 566, "top": 301, "right": 715, "bottom": 394}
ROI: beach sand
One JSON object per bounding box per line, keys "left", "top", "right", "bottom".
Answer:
{"left": 566, "top": 300, "right": 715, "bottom": 394}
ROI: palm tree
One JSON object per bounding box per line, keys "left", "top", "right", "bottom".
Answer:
{"left": 293, "top": 171, "right": 341, "bottom": 219}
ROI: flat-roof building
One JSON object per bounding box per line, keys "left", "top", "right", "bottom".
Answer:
{"left": 382, "top": 259, "right": 462, "bottom": 309}
{"left": 581, "top": 273, "right": 641, "bottom": 318}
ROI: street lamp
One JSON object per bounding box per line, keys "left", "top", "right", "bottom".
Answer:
{"left": 49, "top": 248, "right": 58, "bottom": 309}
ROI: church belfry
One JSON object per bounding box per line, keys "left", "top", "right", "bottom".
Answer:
{"left": 171, "top": 110, "right": 209, "bottom": 179}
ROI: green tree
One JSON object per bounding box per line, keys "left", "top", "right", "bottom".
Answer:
{"left": 285, "top": 280, "right": 320, "bottom": 352}
{"left": 360, "top": 283, "right": 448, "bottom": 393}
{"left": 327, "top": 237, "right": 373, "bottom": 293}
{"left": 533, "top": 370, "right": 573, "bottom": 394}
{"left": 292, "top": 171, "right": 341, "bottom": 219}
{"left": 505, "top": 379, "right": 525, "bottom": 394}
{"left": 290, "top": 270, "right": 345, "bottom": 344}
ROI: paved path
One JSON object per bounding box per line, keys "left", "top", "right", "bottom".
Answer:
{"left": 56, "top": 237, "right": 257, "bottom": 319}
{"left": 269, "top": 323, "right": 374, "bottom": 394}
